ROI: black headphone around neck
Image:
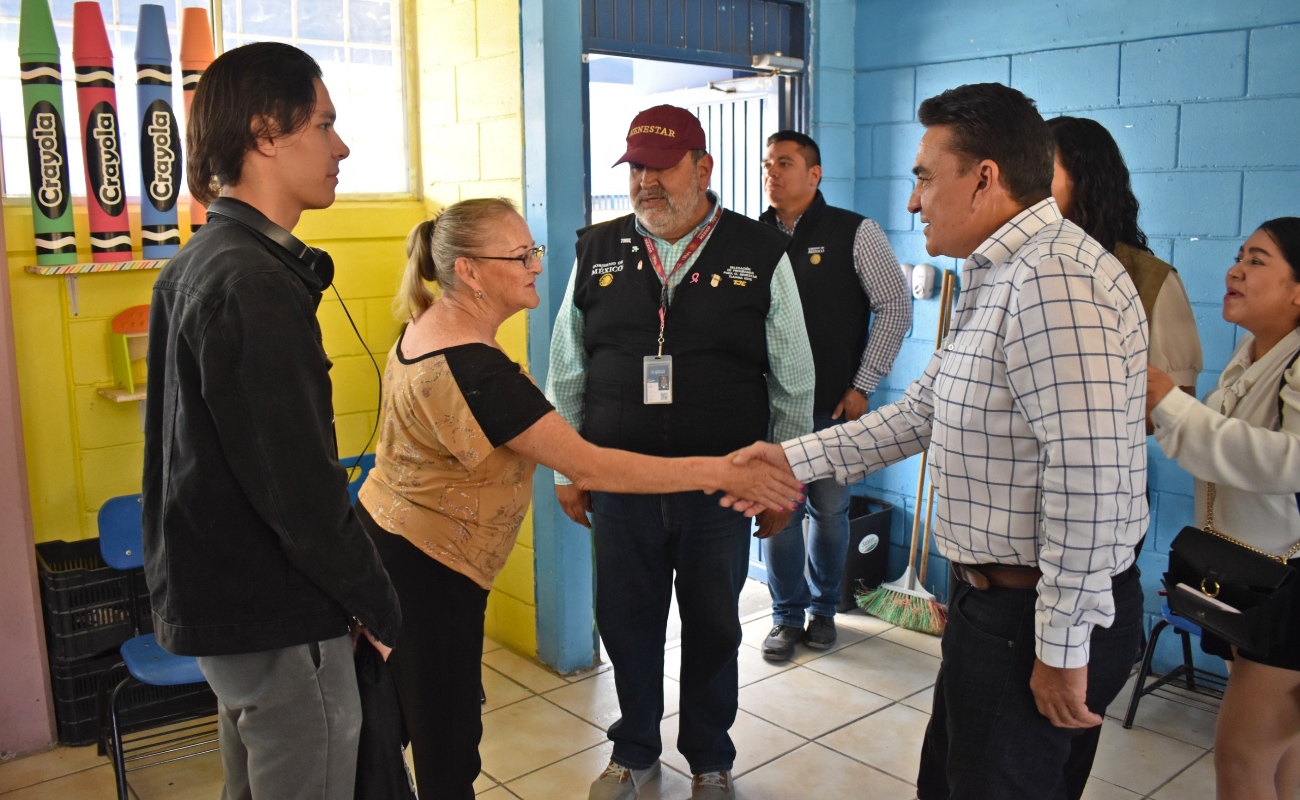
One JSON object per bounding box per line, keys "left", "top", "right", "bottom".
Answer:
{"left": 206, "top": 197, "right": 335, "bottom": 280}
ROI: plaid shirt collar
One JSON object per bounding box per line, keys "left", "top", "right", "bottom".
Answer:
{"left": 965, "top": 197, "right": 1063, "bottom": 275}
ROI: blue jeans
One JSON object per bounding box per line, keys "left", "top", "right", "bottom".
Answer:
{"left": 764, "top": 413, "right": 851, "bottom": 627}
{"left": 916, "top": 566, "right": 1144, "bottom": 800}
{"left": 592, "top": 490, "right": 752, "bottom": 775}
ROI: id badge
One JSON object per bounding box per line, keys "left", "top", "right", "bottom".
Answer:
{"left": 643, "top": 355, "right": 673, "bottom": 404}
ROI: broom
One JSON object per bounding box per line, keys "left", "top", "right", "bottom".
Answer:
{"left": 856, "top": 270, "right": 954, "bottom": 635}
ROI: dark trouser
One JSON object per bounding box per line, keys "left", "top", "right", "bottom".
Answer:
{"left": 917, "top": 566, "right": 1144, "bottom": 800}
{"left": 592, "top": 490, "right": 752, "bottom": 775}
{"left": 765, "top": 412, "right": 853, "bottom": 626}
{"left": 359, "top": 504, "right": 490, "bottom": 800}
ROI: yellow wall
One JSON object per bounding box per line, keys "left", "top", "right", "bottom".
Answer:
{"left": 415, "top": 0, "right": 535, "bottom": 656}
{"left": 5, "top": 199, "right": 422, "bottom": 545}
{"left": 6, "top": 0, "right": 537, "bottom": 656}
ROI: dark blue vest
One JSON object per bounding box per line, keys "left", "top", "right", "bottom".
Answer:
{"left": 573, "top": 208, "right": 788, "bottom": 457}
{"left": 762, "top": 192, "right": 872, "bottom": 413}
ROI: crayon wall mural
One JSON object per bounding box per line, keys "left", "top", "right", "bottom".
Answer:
{"left": 5, "top": 0, "right": 213, "bottom": 265}
{"left": 18, "top": 0, "right": 77, "bottom": 265}
{"left": 134, "top": 4, "right": 181, "bottom": 257}
{"left": 71, "top": 2, "right": 130, "bottom": 261}
{"left": 179, "top": 7, "right": 213, "bottom": 231}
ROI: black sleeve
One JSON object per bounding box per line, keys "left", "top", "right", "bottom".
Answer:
{"left": 445, "top": 345, "right": 555, "bottom": 448}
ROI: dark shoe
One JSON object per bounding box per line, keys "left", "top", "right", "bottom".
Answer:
{"left": 762, "top": 624, "right": 802, "bottom": 661}
{"left": 803, "top": 615, "right": 837, "bottom": 650}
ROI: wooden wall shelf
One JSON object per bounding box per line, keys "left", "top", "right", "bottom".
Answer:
{"left": 24, "top": 259, "right": 168, "bottom": 276}
{"left": 97, "top": 387, "right": 147, "bottom": 403}
{"left": 22, "top": 260, "right": 167, "bottom": 316}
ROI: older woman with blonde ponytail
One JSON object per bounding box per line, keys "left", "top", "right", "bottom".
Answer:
{"left": 355, "top": 198, "right": 803, "bottom": 799}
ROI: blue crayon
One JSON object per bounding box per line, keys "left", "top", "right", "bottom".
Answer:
{"left": 135, "top": 4, "right": 182, "bottom": 257}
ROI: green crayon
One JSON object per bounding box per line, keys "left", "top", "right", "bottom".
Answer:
{"left": 19, "top": 0, "right": 78, "bottom": 265}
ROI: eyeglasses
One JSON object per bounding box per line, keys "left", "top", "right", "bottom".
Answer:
{"left": 469, "top": 245, "right": 546, "bottom": 267}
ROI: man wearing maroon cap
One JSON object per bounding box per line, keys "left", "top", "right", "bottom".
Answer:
{"left": 546, "top": 105, "right": 815, "bottom": 799}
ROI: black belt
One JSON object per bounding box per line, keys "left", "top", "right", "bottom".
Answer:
{"left": 952, "top": 563, "right": 1138, "bottom": 591}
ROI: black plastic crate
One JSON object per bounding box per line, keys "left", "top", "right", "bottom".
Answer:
{"left": 36, "top": 540, "right": 138, "bottom": 660}
{"left": 36, "top": 539, "right": 130, "bottom": 613}
{"left": 133, "top": 580, "right": 155, "bottom": 635}
{"left": 50, "top": 653, "right": 216, "bottom": 747}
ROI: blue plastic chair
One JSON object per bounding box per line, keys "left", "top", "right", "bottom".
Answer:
{"left": 97, "top": 495, "right": 218, "bottom": 799}
{"left": 1122, "top": 603, "right": 1226, "bottom": 728}
{"left": 345, "top": 452, "right": 377, "bottom": 505}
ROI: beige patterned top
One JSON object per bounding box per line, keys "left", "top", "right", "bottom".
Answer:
{"left": 358, "top": 338, "right": 553, "bottom": 589}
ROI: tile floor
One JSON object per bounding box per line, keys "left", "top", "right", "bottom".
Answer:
{"left": 0, "top": 602, "right": 1238, "bottom": 799}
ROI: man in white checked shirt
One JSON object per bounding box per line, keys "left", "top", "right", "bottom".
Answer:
{"left": 729, "top": 83, "right": 1149, "bottom": 800}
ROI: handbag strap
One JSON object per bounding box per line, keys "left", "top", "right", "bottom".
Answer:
{"left": 1203, "top": 342, "right": 1300, "bottom": 562}
{"left": 1205, "top": 483, "right": 1299, "bottom": 563}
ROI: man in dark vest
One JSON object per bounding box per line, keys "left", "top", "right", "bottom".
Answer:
{"left": 546, "top": 105, "right": 815, "bottom": 800}
{"left": 756, "top": 131, "right": 912, "bottom": 661}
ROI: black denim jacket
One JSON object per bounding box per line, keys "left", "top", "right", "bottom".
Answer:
{"left": 141, "top": 200, "right": 400, "bottom": 657}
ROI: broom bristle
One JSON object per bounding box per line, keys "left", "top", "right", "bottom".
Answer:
{"left": 856, "top": 585, "right": 947, "bottom": 636}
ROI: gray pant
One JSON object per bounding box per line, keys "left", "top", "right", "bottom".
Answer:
{"left": 198, "top": 634, "right": 360, "bottom": 800}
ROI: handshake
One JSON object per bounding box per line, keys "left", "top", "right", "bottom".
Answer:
{"left": 553, "top": 441, "right": 803, "bottom": 536}
{"left": 715, "top": 442, "right": 801, "bottom": 536}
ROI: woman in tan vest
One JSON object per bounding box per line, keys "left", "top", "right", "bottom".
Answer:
{"left": 1048, "top": 116, "right": 1202, "bottom": 402}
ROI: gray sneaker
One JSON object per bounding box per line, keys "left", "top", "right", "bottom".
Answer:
{"left": 803, "top": 614, "right": 837, "bottom": 650}
{"left": 762, "top": 623, "right": 802, "bottom": 661}
{"left": 588, "top": 760, "right": 661, "bottom": 800}
{"left": 691, "top": 770, "right": 735, "bottom": 798}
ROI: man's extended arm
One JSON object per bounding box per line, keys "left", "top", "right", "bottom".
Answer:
{"left": 783, "top": 350, "right": 941, "bottom": 486}
{"left": 725, "top": 352, "right": 941, "bottom": 514}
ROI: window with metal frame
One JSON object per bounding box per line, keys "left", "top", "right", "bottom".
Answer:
{"left": 0, "top": 0, "right": 409, "bottom": 197}
{"left": 216, "top": 0, "right": 408, "bottom": 195}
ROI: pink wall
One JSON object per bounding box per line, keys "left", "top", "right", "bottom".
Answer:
{"left": 0, "top": 190, "right": 56, "bottom": 754}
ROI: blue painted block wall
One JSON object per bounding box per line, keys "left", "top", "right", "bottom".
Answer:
{"left": 830, "top": 1, "right": 1300, "bottom": 673}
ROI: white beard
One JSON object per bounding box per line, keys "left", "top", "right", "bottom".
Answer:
{"left": 634, "top": 187, "right": 703, "bottom": 239}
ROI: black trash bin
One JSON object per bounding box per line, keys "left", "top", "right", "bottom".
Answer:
{"left": 838, "top": 496, "right": 894, "bottom": 612}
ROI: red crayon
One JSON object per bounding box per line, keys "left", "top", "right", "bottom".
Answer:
{"left": 180, "top": 7, "right": 214, "bottom": 232}
{"left": 72, "top": 1, "right": 131, "bottom": 261}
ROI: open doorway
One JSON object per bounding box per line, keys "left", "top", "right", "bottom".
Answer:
{"left": 587, "top": 55, "right": 782, "bottom": 225}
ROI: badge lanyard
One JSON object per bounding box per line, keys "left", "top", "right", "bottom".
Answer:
{"left": 639, "top": 210, "right": 719, "bottom": 405}
{"left": 642, "top": 211, "right": 720, "bottom": 357}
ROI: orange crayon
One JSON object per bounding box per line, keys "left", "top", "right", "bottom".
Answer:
{"left": 179, "top": 7, "right": 214, "bottom": 232}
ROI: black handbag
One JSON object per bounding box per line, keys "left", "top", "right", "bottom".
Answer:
{"left": 1164, "top": 501, "right": 1297, "bottom": 656}
{"left": 354, "top": 641, "right": 418, "bottom": 800}
{"left": 1164, "top": 349, "right": 1300, "bottom": 656}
